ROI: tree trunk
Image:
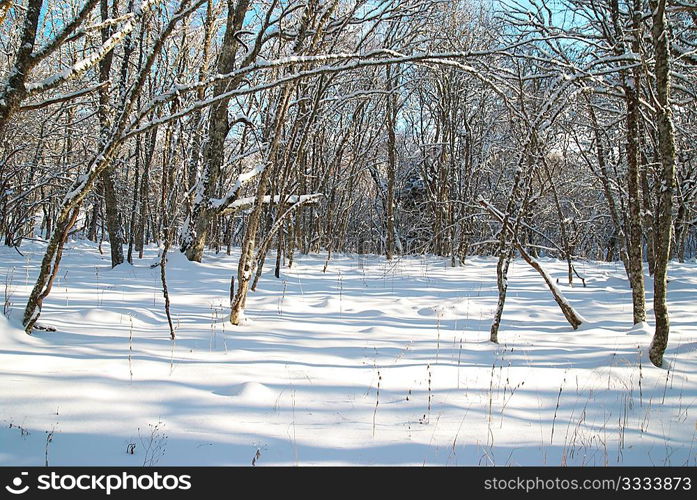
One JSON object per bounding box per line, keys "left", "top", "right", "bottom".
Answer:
{"left": 23, "top": 0, "right": 200, "bottom": 330}
{"left": 98, "top": 0, "right": 124, "bottom": 268}
{"left": 480, "top": 199, "right": 585, "bottom": 330}
{"left": 489, "top": 138, "right": 534, "bottom": 343}
{"left": 23, "top": 208, "right": 79, "bottom": 332}
{"left": 101, "top": 168, "right": 124, "bottom": 266}
{"left": 181, "top": 0, "right": 252, "bottom": 262}
{"left": 585, "top": 97, "right": 628, "bottom": 269}
{"left": 127, "top": 138, "right": 141, "bottom": 264}
{"left": 673, "top": 201, "right": 687, "bottom": 263}
{"left": 136, "top": 127, "right": 156, "bottom": 257}
{"left": 542, "top": 157, "right": 574, "bottom": 284}
{"left": 516, "top": 241, "right": 584, "bottom": 329}
{"left": 611, "top": 0, "right": 646, "bottom": 325}
{"left": 641, "top": 156, "right": 656, "bottom": 275}
{"left": 385, "top": 65, "right": 398, "bottom": 261}
{"left": 649, "top": 0, "right": 676, "bottom": 368}
{"left": 230, "top": 88, "right": 293, "bottom": 325}
{"left": 87, "top": 200, "right": 100, "bottom": 242}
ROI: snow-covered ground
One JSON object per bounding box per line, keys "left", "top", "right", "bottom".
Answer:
{"left": 1, "top": 241, "right": 695, "bottom": 466}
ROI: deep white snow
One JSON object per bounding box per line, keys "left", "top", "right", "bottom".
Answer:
{"left": 0, "top": 241, "right": 695, "bottom": 466}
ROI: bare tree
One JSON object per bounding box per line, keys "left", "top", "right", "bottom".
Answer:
{"left": 649, "top": 0, "right": 677, "bottom": 367}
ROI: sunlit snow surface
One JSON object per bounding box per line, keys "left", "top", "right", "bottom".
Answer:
{"left": 1, "top": 241, "right": 696, "bottom": 466}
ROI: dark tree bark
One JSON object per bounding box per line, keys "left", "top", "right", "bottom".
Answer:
{"left": 135, "top": 128, "right": 156, "bottom": 257}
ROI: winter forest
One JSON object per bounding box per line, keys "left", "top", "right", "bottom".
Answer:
{"left": 1, "top": 0, "right": 696, "bottom": 466}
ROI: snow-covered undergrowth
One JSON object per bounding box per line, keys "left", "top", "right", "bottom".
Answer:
{"left": 1, "top": 241, "right": 696, "bottom": 466}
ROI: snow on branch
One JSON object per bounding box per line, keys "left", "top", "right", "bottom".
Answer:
{"left": 61, "top": 12, "right": 139, "bottom": 43}
{"left": 255, "top": 193, "right": 326, "bottom": 257}
{"left": 220, "top": 193, "right": 323, "bottom": 216}
{"left": 24, "top": 0, "right": 162, "bottom": 96}
{"left": 19, "top": 81, "right": 110, "bottom": 111}
{"left": 27, "top": 0, "right": 101, "bottom": 66}
{"left": 124, "top": 34, "right": 585, "bottom": 138}
{"left": 209, "top": 159, "right": 266, "bottom": 212}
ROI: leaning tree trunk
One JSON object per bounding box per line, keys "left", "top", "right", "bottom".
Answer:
{"left": 489, "top": 139, "right": 534, "bottom": 343}
{"left": 480, "top": 199, "right": 585, "bottom": 330}
{"left": 22, "top": 208, "right": 80, "bottom": 332}
{"left": 649, "top": 0, "right": 676, "bottom": 368}
{"left": 229, "top": 165, "right": 274, "bottom": 326}
{"left": 230, "top": 87, "right": 293, "bottom": 325}
{"left": 516, "top": 241, "right": 584, "bottom": 329}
